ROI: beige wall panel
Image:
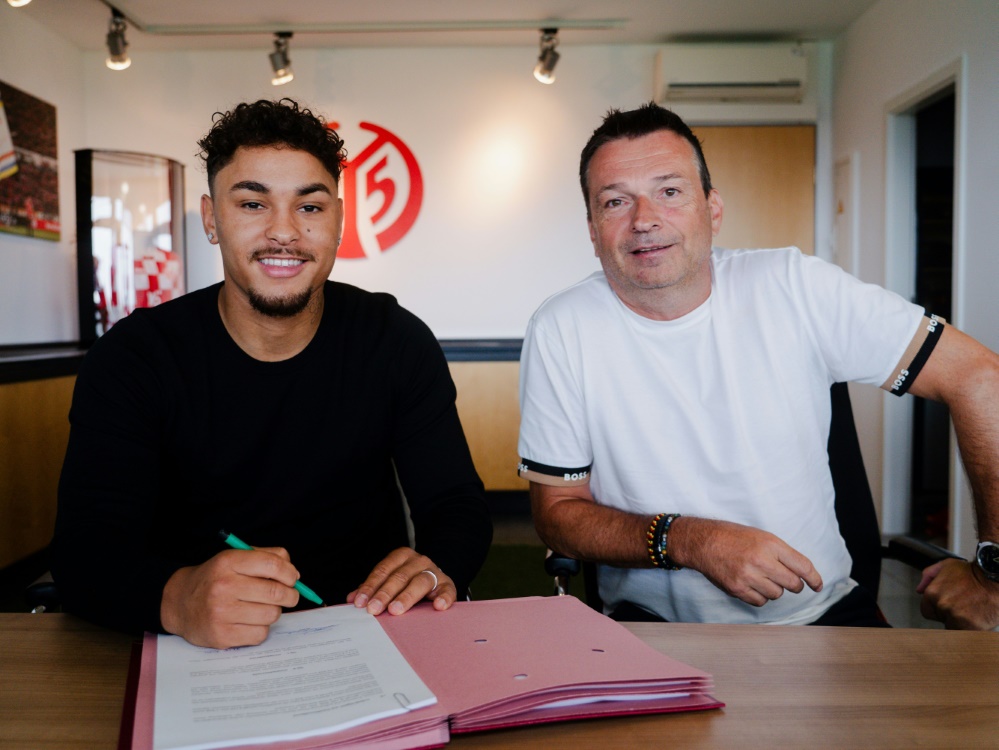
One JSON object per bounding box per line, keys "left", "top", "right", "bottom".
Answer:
{"left": 0, "top": 376, "right": 75, "bottom": 568}
{"left": 694, "top": 125, "right": 815, "bottom": 255}
{"left": 449, "top": 362, "right": 527, "bottom": 492}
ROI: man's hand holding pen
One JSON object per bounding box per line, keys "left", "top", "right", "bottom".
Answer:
{"left": 160, "top": 545, "right": 302, "bottom": 649}
{"left": 160, "top": 533, "right": 455, "bottom": 650}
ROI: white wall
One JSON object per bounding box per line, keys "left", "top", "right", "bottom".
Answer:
{"left": 76, "top": 44, "right": 655, "bottom": 339}
{"left": 0, "top": 15, "right": 830, "bottom": 344}
{"left": 0, "top": 6, "right": 85, "bottom": 344}
{"left": 834, "top": 0, "right": 999, "bottom": 554}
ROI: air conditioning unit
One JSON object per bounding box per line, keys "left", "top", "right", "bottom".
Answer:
{"left": 655, "top": 43, "right": 808, "bottom": 104}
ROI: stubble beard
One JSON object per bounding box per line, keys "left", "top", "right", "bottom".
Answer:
{"left": 608, "top": 245, "right": 687, "bottom": 292}
{"left": 246, "top": 286, "right": 315, "bottom": 318}
{"left": 245, "top": 247, "right": 321, "bottom": 318}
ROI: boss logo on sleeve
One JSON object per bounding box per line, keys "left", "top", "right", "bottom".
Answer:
{"left": 518, "top": 458, "right": 592, "bottom": 486}
{"left": 884, "top": 314, "right": 946, "bottom": 398}
{"left": 890, "top": 368, "right": 910, "bottom": 393}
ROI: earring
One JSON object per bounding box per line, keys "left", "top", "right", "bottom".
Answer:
{"left": 207, "top": 232, "right": 215, "bottom": 241}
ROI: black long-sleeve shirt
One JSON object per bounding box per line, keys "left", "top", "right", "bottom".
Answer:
{"left": 52, "top": 281, "right": 492, "bottom": 634}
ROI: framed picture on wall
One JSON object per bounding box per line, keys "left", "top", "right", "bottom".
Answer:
{"left": 0, "top": 79, "right": 61, "bottom": 241}
{"left": 75, "top": 149, "right": 186, "bottom": 345}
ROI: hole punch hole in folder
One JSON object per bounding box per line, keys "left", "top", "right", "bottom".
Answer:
{"left": 513, "top": 674, "right": 529, "bottom": 680}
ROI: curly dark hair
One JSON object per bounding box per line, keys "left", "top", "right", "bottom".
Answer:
{"left": 579, "top": 101, "right": 712, "bottom": 219}
{"left": 197, "top": 99, "right": 347, "bottom": 193}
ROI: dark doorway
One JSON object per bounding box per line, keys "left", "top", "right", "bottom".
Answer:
{"left": 909, "top": 88, "right": 954, "bottom": 545}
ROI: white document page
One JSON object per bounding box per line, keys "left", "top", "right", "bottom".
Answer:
{"left": 152, "top": 606, "right": 437, "bottom": 750}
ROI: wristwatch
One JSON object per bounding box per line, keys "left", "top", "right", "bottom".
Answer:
{"left": 975, "top": 541, "right": 999, "bottom": 582}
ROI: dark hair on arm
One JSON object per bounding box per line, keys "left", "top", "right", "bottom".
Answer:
{"left": 578, "top": 101, "right": 712, "bottom": 218}
{"left": 197, "top": 98, "right": 347, "bottom": 194}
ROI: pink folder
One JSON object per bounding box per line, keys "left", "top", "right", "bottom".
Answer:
{"left": 379, "top": 595, "right": 721, "bottom": 733}
{"left": 126, "top": 596, "right": 721, "bottom": 749}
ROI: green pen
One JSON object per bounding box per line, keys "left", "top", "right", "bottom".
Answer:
{"left": 218, "top": 529, "right": 325, "bottom": 606}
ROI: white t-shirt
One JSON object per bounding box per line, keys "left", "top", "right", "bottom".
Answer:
{"left": 518, "top": 247, "right": 925, "bottom": 625}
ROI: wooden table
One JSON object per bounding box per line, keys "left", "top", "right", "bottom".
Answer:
{"left": 1, "top": 613, "right": 997, "bottom": 749}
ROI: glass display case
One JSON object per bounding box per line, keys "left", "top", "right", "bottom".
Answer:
{"left": 75, "top": 149, "right": 185, "bottom": 344}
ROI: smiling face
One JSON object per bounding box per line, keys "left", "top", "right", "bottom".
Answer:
{"left": 201, "top": 145, "right": 343, "bottom": 320}
{"left": 586, "top": 130, "right": 723, "bottom": 320}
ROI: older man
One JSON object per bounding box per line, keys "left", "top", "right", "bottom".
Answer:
{"left": 519, "top": 102, "right": 999, "bottom": 629}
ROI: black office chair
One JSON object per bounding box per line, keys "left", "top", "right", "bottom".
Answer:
{"left": 546, "top": 382, "right": 961, "bottom": 613}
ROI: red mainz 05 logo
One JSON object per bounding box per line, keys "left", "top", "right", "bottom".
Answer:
{"left": 329, "top": 121, "right": 423, "bottom": 260}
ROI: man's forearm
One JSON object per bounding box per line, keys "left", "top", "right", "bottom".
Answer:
{"left": 929, "top": 336, "right": 999, "bottom": 540}
{"left": 907, "top": 326, "right": 999, "bottom": 540}
{"left": 529, "top": 484, "right": 653, "bottom": 567}
{"left": 907, "top": 328, "right": 999, "bottom": 629}
{"left": 530, "top": 481, "right": 823, "bottom": 606}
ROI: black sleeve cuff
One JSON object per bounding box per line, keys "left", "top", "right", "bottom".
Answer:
{"left": 517, "top": 457, "right": 592, "bottom": 487}
{"left": 886, "top": 315, "right": 945, "bottom": 397}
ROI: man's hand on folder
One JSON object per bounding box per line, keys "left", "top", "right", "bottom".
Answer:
{"left": 348, "top": 547, "right": 454, "bottom": 616}
{"left": 160, "top": 547, "right": 302, "bottom": 649}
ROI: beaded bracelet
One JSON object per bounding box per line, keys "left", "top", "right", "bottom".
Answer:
{"left": 657, "top": 513, "right": 683, "bottom": 570}
{"left": 646, "top": 512, "right": 683, "bottom": 570}
{"left": 646, "top": 513, "right": 666, "bottom": 567}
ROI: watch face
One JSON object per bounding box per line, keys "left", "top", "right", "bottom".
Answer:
{"left": 977, "top": 542, "right": 999, "bottom": 576}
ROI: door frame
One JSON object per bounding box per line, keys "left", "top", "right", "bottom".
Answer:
{"left": 882, "top": 56, "right": 971, "bottom": 555}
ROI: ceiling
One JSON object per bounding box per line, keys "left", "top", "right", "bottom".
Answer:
{"left": 18, "top": 0, "right": 878, "bottom": 52}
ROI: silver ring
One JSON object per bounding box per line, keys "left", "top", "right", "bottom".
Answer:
{"left": 420, "top": 569, "right": 439, "bottom": 590}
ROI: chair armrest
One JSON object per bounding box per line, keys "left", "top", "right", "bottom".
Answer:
{"left": 885, "top": 535, "right": 964, "bottom": 570}
{"left": 544, "top": 550, "right": 581, "bottom": 578}
{"left": 25, "top": 571, "right": 61, "bottom": 614}
{"left": 544, "top": 550, "right": 580, "bottom": 596}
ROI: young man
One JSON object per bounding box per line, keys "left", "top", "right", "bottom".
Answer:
{"left": 519, "top": 102, "right": 999, "bottom": 629}
{"left": 52, "top": 99, "right": 492, "bottom": 648}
